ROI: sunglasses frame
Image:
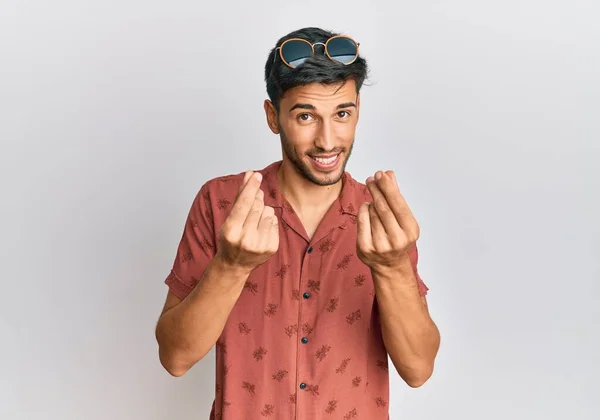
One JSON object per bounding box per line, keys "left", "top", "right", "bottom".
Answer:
{"left": 274, "top": 35, "right": 361, "bottom": 69}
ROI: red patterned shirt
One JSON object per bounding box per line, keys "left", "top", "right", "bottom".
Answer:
{"left": 165, "top": 160, "right": 428, "bottom": 420}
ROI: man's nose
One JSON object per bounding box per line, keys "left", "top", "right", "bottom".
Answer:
{"left": 314, "top": 121, "right": 336, "bottom": 151}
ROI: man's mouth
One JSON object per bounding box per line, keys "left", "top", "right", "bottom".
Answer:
{"left": 310, "top": 153, "right": 341, "bottom": 169}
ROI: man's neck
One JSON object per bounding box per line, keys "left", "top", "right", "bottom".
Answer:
{"left": 277, "top": 160, "right": 343, "bottom": 215}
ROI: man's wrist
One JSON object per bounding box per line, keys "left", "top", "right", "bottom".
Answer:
{"left": 212, "top": 252, "right": 253, "bottom": 282}
{"left": 370, "top": 252, "right": 413, "bottom": 279}
{"left": 370, "top": 253, "right": 423, "bottom": 295}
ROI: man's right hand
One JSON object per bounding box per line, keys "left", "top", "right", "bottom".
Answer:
{"left": 215, "top": 171, "right": 279, "bottom": 273}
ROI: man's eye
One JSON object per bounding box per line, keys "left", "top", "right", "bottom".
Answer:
{"left": 338, "top": 111, "right": 350, "bottom": 118}
{"left": 298, "top": 114, "right": 313, "bottom": 121}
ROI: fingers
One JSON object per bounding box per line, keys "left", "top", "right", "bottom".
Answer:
{"left": 374, "top": 170, "right": 416, "bottom": 232}
{"left": 233, "top": 170, "right": 253, "bottom": 201}
{"left": 357, "top": 202, "right": 373, "bottom": 252}
{"left": 258, "top": 205, "right": 278, "bottom": 233}
{"left": 256, "top": 205, "right": 279, "bottom": 255}
{"left": 368, "top": 200, "right": 389, "bottom": 251}
{"left": 241, "top": 170, "right": 252, "bottom": 188}
{"left": 366, "top": 175, "right": 403, "bottom": 240}
{"left": 244, "top": 188, "right": 265, "bottom": 228}
{"left": 228, "top": 171, "right": 263, "bottom": 225}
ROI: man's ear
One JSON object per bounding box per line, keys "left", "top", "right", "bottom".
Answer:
{"left": 264, "top": 100, "right": 280, "bottom": 134}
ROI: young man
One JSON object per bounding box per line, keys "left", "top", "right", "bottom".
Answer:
{"left": 155, "top": 27, "right": 440, "bottom": 420}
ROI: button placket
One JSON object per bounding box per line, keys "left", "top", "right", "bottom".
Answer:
{"left": 297, "top": 243, "right": 314, "bottom": 400}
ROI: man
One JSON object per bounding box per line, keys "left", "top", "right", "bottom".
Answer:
{"left": 155, "top": 27, "right": 440, "bottom": 419}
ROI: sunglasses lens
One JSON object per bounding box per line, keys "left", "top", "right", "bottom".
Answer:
{"left": 281, "top": 40, "right": 313, "bottom": 68}
{"left": 327, "top": 37, "right": 358, "bottom": 64}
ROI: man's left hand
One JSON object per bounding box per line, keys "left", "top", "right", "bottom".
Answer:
{"left": 357, "top": 170, "right": 419, "bottom": 274}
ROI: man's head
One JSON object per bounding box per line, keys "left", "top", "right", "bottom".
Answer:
{"left": 263, "top": 27, "right": 369, "bottom": 186}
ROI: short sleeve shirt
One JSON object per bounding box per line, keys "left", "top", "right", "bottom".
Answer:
{"left": 165, "top": 160, "right": 428, "bottom": 420}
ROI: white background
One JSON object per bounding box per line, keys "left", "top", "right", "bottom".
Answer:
{"left": 1, "top": 0, "right": 599, "bottom": 419}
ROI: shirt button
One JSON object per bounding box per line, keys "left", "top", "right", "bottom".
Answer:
{"left": 299, "top": 383, "right": 306, "bottom": 389}
{"left": 303, "top": 292, "right": 310, "bottom": 299}
{"left": 301, "top": 337, "right": 308, "bottom": 344}
{"left": 307, "top": 247, "right": 313, "bottom": 254}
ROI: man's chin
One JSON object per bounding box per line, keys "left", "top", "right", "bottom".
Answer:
{"left": 304, "top": 166, "right": 345, "bottom": 186}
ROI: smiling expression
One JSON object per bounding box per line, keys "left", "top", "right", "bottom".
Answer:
{"left": 265, "top": 79, "right": 360, "bottom": 186}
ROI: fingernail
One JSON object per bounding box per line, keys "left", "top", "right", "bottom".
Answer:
{"left": 375, "top": 171, "right": 383, "bottom": 180}
{"left": 255, "top": 172, "right": 263, "bottom": 181}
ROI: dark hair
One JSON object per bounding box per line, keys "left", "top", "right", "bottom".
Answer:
{"left": 264, "top": 27, "right": 369, "bottom": 111}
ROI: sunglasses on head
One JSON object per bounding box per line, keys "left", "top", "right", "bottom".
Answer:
{"left": 274, "top": 35, "right": 360, "bottom": 69}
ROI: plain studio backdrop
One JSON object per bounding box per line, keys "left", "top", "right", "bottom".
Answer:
{"left": 1, "top": 0, "right": 599, "bottom": 419}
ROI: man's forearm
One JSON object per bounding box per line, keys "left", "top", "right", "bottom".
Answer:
{"left": 156, "top": 255, "right": 250, "bottom": 376}
{"left": 373, "top": 260, "right": 440, "bottom": 387}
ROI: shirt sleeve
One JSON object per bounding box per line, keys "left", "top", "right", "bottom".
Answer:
{"left": 409, "top": 244, "right": 429, "bottom": 296}
{"left": 164, "top": 183, "right": 217, "bottom": 300}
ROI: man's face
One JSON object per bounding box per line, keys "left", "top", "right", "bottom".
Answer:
{"left": 264, "top": 80, "right": 360, "bottom": 186}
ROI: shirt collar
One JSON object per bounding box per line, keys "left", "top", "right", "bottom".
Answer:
{"left": 260, "top": 160, "right": 362, "bottom": 217}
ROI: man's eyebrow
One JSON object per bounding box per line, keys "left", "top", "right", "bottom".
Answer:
{"left": 289, "top": 102, "right": 357, "bottom": 113}
{"left": 337, "top": 102, "right": 357, "bottom": 109}
{"left": 289, "top": 103, "right": 315, "bottom": 112}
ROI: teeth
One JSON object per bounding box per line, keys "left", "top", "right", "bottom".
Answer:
{"left": 314, "top": 155, "right": 338, "bottom": 164}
